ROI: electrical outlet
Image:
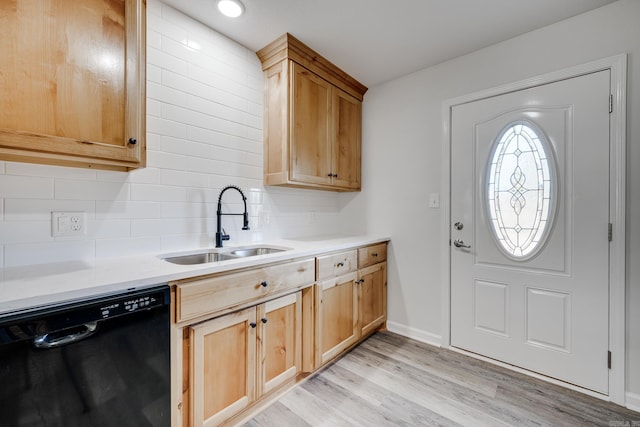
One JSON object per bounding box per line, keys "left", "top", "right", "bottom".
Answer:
{"left": 52, "top": 212, "right": 86, "bottom": 237}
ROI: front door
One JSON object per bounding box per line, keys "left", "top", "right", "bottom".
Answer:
{"left": 450, "top": 70, "right": 611, "bottom": 394}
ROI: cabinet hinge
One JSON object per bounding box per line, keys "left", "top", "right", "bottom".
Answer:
{"left": 608, "top": 223, "right": 613, "bottom": 242}
{"left": 609, "top": 94, "right": 613, "bottom": 113}
{"left": 608, "top": 350, "right": 612, "bottom": 369}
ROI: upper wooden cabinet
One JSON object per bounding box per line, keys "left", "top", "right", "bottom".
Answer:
{"left": 0, "top": 0, "right": 146, "bottom": 171}
{"left": 257, "top": 33, "right": 367, "bottom": 191}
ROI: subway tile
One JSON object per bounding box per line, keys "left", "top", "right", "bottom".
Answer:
{"left": 147, "top": 98, "right": 163, "bottom": 116}
{"left": 130, "top": 183, "right": 187, "bottom": 202}
{"left": 95, "top": 201, "right": 162, "bottom": 219}
{"left": 159, "top": 136, "right": 211, "bottom": 159}
{"left": 55, "top": 180, "right": 130, "bottom": 201}
{"left": 88, "top": 219, "right": 131, "bottom": 239}
{"left": 147, "top": 151, "right": 214, "bottom": 173}
{"left": 160, "top": 169, "right": 210, "bottom": 188}
{"left": 96, "top": 236, "right": 161, "bottom": 258}
{"left": 147, "top": 29, "right": 162, "bottom": 50}
{"left": 161, "top": 202, "right": 212, "bottom": 218}
{"left": 130, "top": 218, "right": 165, "bottom": 237}
{"left": 160, "top": 233, "right": 212, "bottom": 253}
{"left": 4, "top": 241, "right": 95, "bottom": 267}
{"left": 147, "top": 12, "right": 186, "bottom": 44}
{"left": 0, "top": 175, "right": 54, "bottom": 199}
{"left": 147, "top": 46, "right": 187, "bottom": 75}
{"left": 146, "top": 116, "right": 188, "bottom": 139}
{"left": 5, "top": 162, "right": 97, "bottom": 180}
{"left": 0, "top": 221, "right": 52, "bottom": 244}
{"left": 126, "top": 167, "right": 161, "bottom": 184}
{"left": 147, "top": 81, "right": 189, "bottom": 106}
{"left": 4, "top": 199, "right": 95, "bottom": 221}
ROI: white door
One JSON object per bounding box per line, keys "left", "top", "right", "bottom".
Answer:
{"left": 450, "top": 70, "right": 611, "bottom": 394}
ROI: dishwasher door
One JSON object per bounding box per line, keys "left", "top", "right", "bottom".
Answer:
{"left": 0, "top": 285, "right": 171, "bottom": 427}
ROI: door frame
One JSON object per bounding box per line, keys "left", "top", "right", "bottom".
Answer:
{"left": 440, "top": 54, "right": 627, "bottom": 405}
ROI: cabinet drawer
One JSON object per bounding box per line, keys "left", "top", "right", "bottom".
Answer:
{"left": 316, "top": 250, "right": 357, "bottom": 280}
{"left": 358, "top": 243, "right": 387, "bottom": 268}
{"left": 176, "top": 259, "right": 314, "bottom": 323}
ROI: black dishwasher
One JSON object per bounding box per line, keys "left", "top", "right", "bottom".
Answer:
{"left": 0, "top": 285, "right": 171, "bottom": 427}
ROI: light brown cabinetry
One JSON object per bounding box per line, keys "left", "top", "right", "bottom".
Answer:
{"left": 0, "top": 0, "right": 146, "bottom": 171}
{"left": 315, "top": 250, "right": 359, "bottom": 365}
{"left": 257, "top": 33, "right": 367, "bottom": 191}
{"left": 189, "top": 292, "right": 301, "bottom": 427}
{"left": 171, "top": 242, "right": 387, "bottom": 426}
{"left": 357, "top": 244, "right": 388, "bottom": 336}
{"left": 315, "top": 244, "right": 388, "bottom": 368}
{"left": 173, "top": 259, "right": 313, "bottom": 426}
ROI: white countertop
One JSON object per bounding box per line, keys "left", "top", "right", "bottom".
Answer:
{"left": 0, "top": 235, "right": 389, "bottom": 317}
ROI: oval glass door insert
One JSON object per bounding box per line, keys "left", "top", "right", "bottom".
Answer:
{"left": 486, "top": 121, "right": 557, "bottom": 260}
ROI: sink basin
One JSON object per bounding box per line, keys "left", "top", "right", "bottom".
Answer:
{"left": 161, "top": 246, "right": 289, "bottom": 265}
{"left": 228, "top": 247, "right": 287, "bottom": 257}
{"left": 162, "top": 252, "right": 238, "bottom": 265}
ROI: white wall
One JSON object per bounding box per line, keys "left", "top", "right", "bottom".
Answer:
{"left": 342, "top": 0, "right": 640, "bottom": 402}
{"left": 0, "top": 0, "right": 340, "bottom": 268}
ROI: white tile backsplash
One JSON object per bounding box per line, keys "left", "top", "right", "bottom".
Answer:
{"left": 0, "top": 0, "right": 340, "bottom": 268}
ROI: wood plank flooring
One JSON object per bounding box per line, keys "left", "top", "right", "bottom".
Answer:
{"left": 245, "top": 331, "right": 639, "bottom": 427}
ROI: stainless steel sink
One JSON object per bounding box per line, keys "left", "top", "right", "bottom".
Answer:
{"left": 162, "top": 252, "right": 238, "bottom": 265}
{"left": 228, "top": 247, "right": 286, "bottom": 257}
{"left": 161, "top": 246, "right": 289, "bottom": 265}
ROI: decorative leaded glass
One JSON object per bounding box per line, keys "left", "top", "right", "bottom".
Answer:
{"left": 486, "top": 121, "right": 556, "bottom": 259}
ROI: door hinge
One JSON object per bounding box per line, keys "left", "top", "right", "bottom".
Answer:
{"left": 608, "top": 223, "right": 613, "bottom": 242}
{"left": 609, "top": 94, "right": 613, "bottom": 113}
{"left": 608, "top": 351, "right": 612, "bottom": 369}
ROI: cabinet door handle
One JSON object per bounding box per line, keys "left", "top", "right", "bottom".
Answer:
{"left": 249, "top": 322, "right": 257, "bottom": 328}
{"left": 261, "top": 318, "right": 268, "bottom": 324}
{"left": 128, "top": 137, "right": 137, "bottom": 145}
{"left": 336, "top": 262, "right": 344, "bottom": 268}
{"left": 260, "top": 281, "right": 269, "bottom": 287}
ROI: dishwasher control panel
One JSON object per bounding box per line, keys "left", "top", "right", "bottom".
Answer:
{"left": 100, "top": 294, "right": 162, "bottom": 319}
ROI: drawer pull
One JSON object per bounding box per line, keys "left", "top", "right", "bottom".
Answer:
{"left": 372, "top": 253, "right": 378, "bottom": 257}
{"left": 260, "top": 281, "right": 269, "bottom": 287}
{"left": 336, "top": 262, "right": 345, "bottom": 268}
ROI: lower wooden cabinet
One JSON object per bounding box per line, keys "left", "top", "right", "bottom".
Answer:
{"left": 358, "top": 262, "right": 387, "bottom": 336}
{"left": 190, "top": 307, "right": 256, "bottom": 427}
{"left": 258, "top": 293, "right": 302, "bottom": 396}
{"left": 172, "top": 242, "right": 388, "bottom": 426}
{"left": 316, "top": 272, "right": 359, "bottom": 366}
{"left": 189, "top": 292, "right": 301, "bottom": 427}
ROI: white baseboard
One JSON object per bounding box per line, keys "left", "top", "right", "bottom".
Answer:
{"left": 627, "top": 391, "right": 640, "bottom": 413}
{"left": 386, "top": 321, "right": 442, "bottom": 347}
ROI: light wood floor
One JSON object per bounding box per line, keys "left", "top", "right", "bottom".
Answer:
{"left": 245, "top": 331, "right": 639, "bottom": 427}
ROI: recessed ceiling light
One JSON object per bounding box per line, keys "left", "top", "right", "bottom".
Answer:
{"left": 217, "top": 0, "right": 245, "bottom": 18}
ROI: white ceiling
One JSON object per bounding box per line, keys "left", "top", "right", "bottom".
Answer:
{"left": 162, "top": 0, "right": 617, "bottom": 88}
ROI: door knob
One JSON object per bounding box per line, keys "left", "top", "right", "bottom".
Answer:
{"left": 454, "top": 222, "right": 464, "bottom": 230}
{"left": 453, "top": 239, "right": 471, "bottom": 249}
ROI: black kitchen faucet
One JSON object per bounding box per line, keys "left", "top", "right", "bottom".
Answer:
{"left": 215, "top": 185, "right": 250, "bottom": 247}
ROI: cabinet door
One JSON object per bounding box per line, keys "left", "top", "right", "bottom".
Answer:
{"left": 0, "top": 0, "right": 145, "bottom": 171}
{"left": 332, "top": 89, "right": 362, "bottom": 190}
{"left": 290, "top": 62, "right": 332, "bottom": 186}
{"left": 316, "top": 272, "right": 358, "bottom": 366}
{"left": 190, "top": 307, "right": 257, "bottom": 427}
{"left": 258, "top": 292, "right": 302, "bottom": 396}
{"left": 358, "top": 262, "right": 387, "bottom": 336}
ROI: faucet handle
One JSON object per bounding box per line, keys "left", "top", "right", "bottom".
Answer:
{"left": 221, "top": 228, "right": 230, "bottom": 241}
